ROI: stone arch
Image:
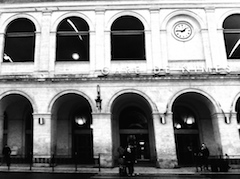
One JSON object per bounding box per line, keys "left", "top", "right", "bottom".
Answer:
{"left": 48, "top": 89, "right": 95, "bottom": 113}
{"left": 161, "top": 9, "right": 205, "bottom": 30}
{"left": 49, "top": 90, "right": 94, "bottom": 163}
{"left": 217, "top": 9, "right": 240, "bottom": 29}
{"left": 107, "top": 88, "right": 158, "bottom": 114}
{"left": 169, "top": 88, "right": 224, "bottom": 165}
{"left": 106, "top": 11, "right": 150, "bottom": 31}
{"left": 51, "top": 12, "right": 94, "bottom": 32}
{"left": 0, "top": 13, "right": 40, "bottom": 33}
{"left": 0, "top": 90, "right": 35, "bottom": 157}
{"left": 110, "top": 90, "right": 157, "bottom": 165}
{"left": 167, "top": 88, "right": 221, "bottom": 114}
{"left": 0, "top": 90, "right": 37, "bottom": 113}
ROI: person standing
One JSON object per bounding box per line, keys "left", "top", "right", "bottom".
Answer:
{"left": 2, "top": 144, "right": 11, "bottom": 169}
{"left": 117, "top": 146, "right": 127, "bottom": 176}
{"left": 200, "top": 143, "right": 210, "bottom": 171}
{"left": 124, "top": 143, "right": 136, "bottom": 176}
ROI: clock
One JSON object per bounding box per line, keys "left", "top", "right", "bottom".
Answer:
{"left": 173, "top": 22, "right": 193, "bottom": 40}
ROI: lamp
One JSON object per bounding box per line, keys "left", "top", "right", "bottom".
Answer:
{"left": 75, "top": 116, "right": 86, "bottom": 125}
{"left": 183, "top": 115, "right": 195, "bottom": 125}
{"left": 95, "top": 85, "right": 102, "bottom": 111}
{"left": 161, "top": 113, "right": 167, "bottom": 124}
{"left": 38, "top": 118, "right": 44, "bottom": 125}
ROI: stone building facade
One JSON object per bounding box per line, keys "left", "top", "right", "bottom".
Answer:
{"left": 0, "top": 0, "right": 240, "bottom": 168}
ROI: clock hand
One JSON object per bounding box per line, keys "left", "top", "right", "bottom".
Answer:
{"left": 176, "top": 28, "right": 187, "bottom": 32}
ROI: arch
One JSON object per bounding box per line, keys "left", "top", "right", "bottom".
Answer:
{"left": 106, "top": 11, "right": 150, "bottom": 31}
{"left": 167, "top": 88, "right": 221, "bottom": 114}
{"left": 47, "top": 89, "right": 95, "bottom": 113}
{"left": 161, "top": 10, "right": 205, "bottom": 30}
{"left": 51, "top": 12, "right": 94, "bottom": 32}
{"left": 230, "top": 92, "right": 240, "bottom": 113}
{"left": 217, "top": 9, "right": 240, "bottom": 29}
{"left": 0, "top": 14, "right": 40, "bottom": 33}
{"left": 110, "top": 90, "right": 157, "bottom": 164}
{"left": 107, "top": 89, "right": 158, "bottom": 114}
{"left": 0, "top": 90, "right": 37, "bottom": 113}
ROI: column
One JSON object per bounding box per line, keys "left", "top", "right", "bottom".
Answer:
{"left": 92, "top": 112, "right": 113, "bottom": 167}
{"left": 153, "top": 112, "right": 177, "bottom": 168}
{"left": 33, "top": 113, "right": 51, "bottom": 158}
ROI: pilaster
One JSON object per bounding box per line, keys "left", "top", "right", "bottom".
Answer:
{"left": 153, "top": 112, "right": 177, "bottom": 168}
{"left": 0, "top": 114, "right": 4, "bottom": 153}
{"left": 33, "top": 113, "right": 51, "bottom": 158}
{"left": 92, "top": 112, "right": 113, "bottom": 167}
{"left": 95, "top": 9, "right": 106, "bottom": 70}
{"left": 36, "top": 10, "right": 52, "bottom": 73}
{"left": 150, "top": 8, "right": 161, "bottom": 69}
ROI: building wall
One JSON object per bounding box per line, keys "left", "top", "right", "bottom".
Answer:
{"left": 0, "top": 0, "right": 240, "bottom": 168}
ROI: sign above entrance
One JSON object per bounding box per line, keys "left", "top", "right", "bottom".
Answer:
{"left": 100, "top": 66, "right": 232, "bottom": 76}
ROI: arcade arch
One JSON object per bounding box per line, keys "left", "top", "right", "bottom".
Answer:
{"left": 111, "top": 92, "right": 156, "bottom": 165}
{"left": 0, "top": 94, "right": 34, "bottom": 159}
{"left": 171, "top": 92, "right": 222, "bottom": 166}
{"left": 50, "top": 93, "right": 93, "bottom": 164}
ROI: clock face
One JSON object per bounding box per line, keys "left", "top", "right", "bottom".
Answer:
{"left": 173, "top": 22, "right": 193, "bottom": 40}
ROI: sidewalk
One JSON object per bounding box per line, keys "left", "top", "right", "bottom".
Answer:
{"left": 0, "top": 164, "right": 240, "bottom": 175}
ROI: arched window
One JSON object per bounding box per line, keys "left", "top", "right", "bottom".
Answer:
{"left": 223, "top": 14, "right": 240, "bottom": 59}
{"left": 111, "top": 16, "right": 145, "bottom": 60}
{"left": 4, "top": 18, "right": 36, "bottom": 62}
{"left": 56, "top": 17, "right": 89, "bottom": 61}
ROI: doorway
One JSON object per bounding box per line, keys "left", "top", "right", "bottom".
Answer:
{"left": 111, "top": 93, "right": 156, "bottom": 165}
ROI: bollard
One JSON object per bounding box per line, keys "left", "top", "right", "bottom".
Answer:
{"left": 29, "top": 152, "right": 33, "bottom": 170}
{"left": 51, "top": 154, "right": 55, "bottom": 172}
{"left": 75, "top": 152, "right": 78, "bottom": 171}
{"left": 98, "top": 153, "right": 101, "bottom": 172}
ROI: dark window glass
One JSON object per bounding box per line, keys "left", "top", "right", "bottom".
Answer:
{"left": 223, "top": 14, "right": 240, "bottom": 59}
{"left": 111, "top": 16, "right": 145, "bottom": 60}
{"left": 56, "top": 17, "right": 89, "bottom": 61}
{"left": 4, "top": 18, "right": 36, "bottom": 62}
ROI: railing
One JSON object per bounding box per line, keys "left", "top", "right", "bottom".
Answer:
{"left": 0, "top": 153, "right": 101, "bottom": 172}
{"left": 208, "top": 155, "right": 240, "bottom": 172}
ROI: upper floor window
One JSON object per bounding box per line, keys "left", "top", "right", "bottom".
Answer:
{"left": 4, "top": 18, "right": 36, "bottom": 62}
{"left": 56, "top": 17, "right": 89, "bottom": 61}
{"left": 111, "top": 16, "right": 145, "bottom": 61}
{"left": 223, "top": 14, "right": 240, "bottom": 59}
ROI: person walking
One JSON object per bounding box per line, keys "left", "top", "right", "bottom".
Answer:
{"left": 2, "top": 144, "right": 11, "bottom": 169}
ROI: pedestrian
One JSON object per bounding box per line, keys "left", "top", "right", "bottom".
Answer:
{"left": 200, "top": 143, "right": 210, "bottom": 171}
{"left": 2, "top": 144, "right": 11, "bottom": 169}
{"left": 124, "top": 143, "right": 136, "bottom": 176}
{"left": 124, "top": 135, "right": 137, "bottom": 176}
{"left": 117, "top": 146, "right": 127, "bottom": 176}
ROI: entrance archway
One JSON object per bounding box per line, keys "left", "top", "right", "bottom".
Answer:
{"left": 51, "top": 93, "right": 93, "bottom": 164}
{"left": 0, "top": 94, "right": 33, "bottom": 159}
{"left": 112, "top": 93, "right": 156, "bottom": 165}
{"left": 172, "top": 92, "right": 219, "bottom": 166}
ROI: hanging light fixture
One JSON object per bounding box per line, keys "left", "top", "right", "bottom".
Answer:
{"left": 95, "top": 85, "right": 102, "bottom": 111}
{"left": 185, "top": 115, "right": 195, "bottom": 125}
{"left": 75, "top": 116, "right": 86, "bottom": 125}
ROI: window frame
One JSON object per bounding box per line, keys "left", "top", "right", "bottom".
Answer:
{"left": 111, "top": 16, "right": 146, "bottom": 61}
{"left": 56, "top": 17, "right": 90, "bottom": 62}
{"left": 4, "top": 18, "right": 36, "bottom": 63}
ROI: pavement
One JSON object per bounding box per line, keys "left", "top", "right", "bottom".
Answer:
{"left": 0, "top": 164, "right": 240, "bottom": 176}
